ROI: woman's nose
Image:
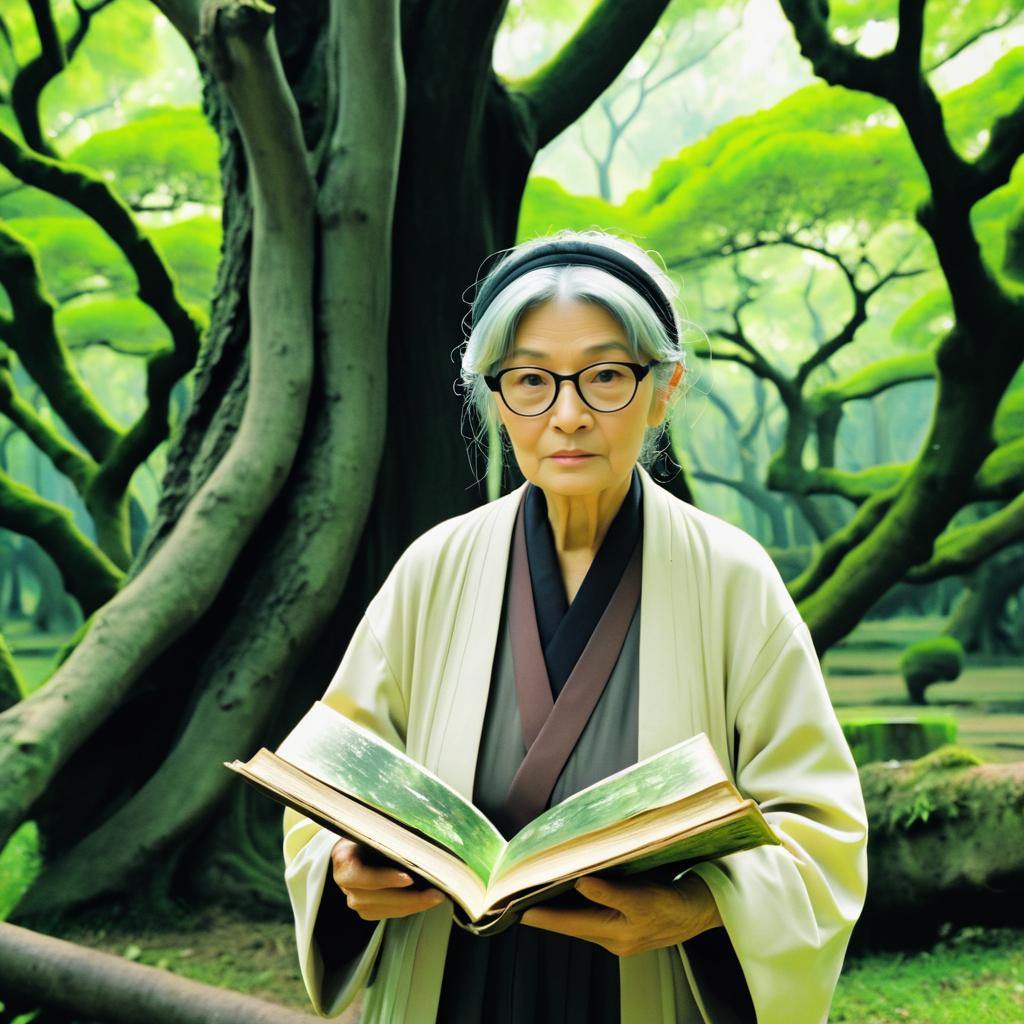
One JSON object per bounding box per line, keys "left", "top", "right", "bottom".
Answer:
{"left": 549, "top": 380, "right": 592, "bottom": 429}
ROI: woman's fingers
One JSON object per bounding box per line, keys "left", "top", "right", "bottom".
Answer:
{"left": 331, "top": 839, "right": 413, "bottom": 890}
{"left": 344, "top": 884, "right": 446, "bottom": 920}
{"left": 329, "top": 839, "right": 446, "bottom": 920}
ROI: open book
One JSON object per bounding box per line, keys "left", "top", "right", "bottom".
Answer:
{"left": 226, "top": 701, "right": 780, "bottom": 936}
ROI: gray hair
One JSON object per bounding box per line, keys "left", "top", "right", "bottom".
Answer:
{"left": 459, "top": 229, "right": 688, "bottom": 481}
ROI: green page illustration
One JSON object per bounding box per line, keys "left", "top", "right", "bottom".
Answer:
{"left": 277, "top": 702, "right": 503, "bottom": 884}
{"left": 492, "top": 735, "right": 721, "bottom": 879}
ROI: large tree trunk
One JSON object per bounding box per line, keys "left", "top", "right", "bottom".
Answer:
{"left": 8, "top": 0, "right": 676, "bottom": 922}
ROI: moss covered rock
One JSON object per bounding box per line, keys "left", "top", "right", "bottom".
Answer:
{"left": 859, "top": 749, "right": 1024, "bottom": 929}
{"left": 842, "top": 717, "right": 957, "bottom": 766}
{"left": 899, "top": 636, "right": 965, "bottom": 704}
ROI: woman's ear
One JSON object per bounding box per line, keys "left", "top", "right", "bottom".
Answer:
{"left": 648, "top": 363, "right": 684, "bottom": 427}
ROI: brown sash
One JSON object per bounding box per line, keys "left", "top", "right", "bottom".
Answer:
{"left": 504, "top": 492, "right": 642, "bottom": 831}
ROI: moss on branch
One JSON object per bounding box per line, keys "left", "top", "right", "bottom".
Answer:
{"left": 0, "top": 469, "right": 123, "bottom": 612}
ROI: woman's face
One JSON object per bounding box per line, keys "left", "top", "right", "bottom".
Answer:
{"left": 493, "top": 297, "right": 672, "bottom": 499}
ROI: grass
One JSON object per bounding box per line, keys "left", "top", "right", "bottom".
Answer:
{"left": 833, "top": 926, "right": 1024, "bottom": 1023}
{"left": 50, "top": 908, "right": 311, "bottom": 1010}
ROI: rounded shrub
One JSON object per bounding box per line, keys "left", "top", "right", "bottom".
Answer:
{"left": 899, "top": 636, "right": 965, "bottom": 704}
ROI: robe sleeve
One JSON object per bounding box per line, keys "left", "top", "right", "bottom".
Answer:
{"left": 282, "top": 611, "right": 409, "bottom": 1017}
{"left": 679, "top": 607, "right": 868, "bottom": 1024}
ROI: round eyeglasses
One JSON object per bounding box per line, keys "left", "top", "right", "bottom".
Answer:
{"left": 484, "top": 361, "right": 657, "bottom": 416}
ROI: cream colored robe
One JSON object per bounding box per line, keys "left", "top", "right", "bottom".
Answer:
{"left": 282, "top": 466, "right": 868, "bottom": 1023}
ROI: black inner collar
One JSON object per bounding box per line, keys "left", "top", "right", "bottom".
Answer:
{"left": 524, "top": 467, "right": 643, "bottom": 697}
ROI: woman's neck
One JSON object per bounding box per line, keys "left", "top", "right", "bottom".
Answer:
{"left": 542, "top": 472, "right": 632, "bottom": 557}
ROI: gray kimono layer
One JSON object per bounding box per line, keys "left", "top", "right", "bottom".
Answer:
{"left": 437, "top": 469, "right": 656, "bottom": 1023}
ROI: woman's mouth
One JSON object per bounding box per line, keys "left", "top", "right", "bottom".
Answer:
{"left": 549, "top": 451, "right": 596, "bottom": 464}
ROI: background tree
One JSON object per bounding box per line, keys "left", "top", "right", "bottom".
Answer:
{"left": 0, "top": 0, "right": 692, "bottom": 921}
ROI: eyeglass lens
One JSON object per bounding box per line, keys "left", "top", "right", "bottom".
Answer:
{"left": 501, "top": 363, "right": 638, "bottom": 414}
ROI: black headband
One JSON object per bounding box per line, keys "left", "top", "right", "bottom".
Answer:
{"left": 469, "top": 239, "right": 679, "bottom": 348}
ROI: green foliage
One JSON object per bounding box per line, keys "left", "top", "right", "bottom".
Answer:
{"left": 0, "top": 821, "right": 40, "bottom": 920}
{"left": 2, "top": 216, "right": 134, "bottom": 301}
{"left": 900, "top": 636, "right": 966, "bottom": 704}
{"left": 148, "top": 217, "right": 222, "bottom": 309}
{"left": 810, "top": 353, "right": 936, "bottom": 410}
{"left": 943, "top": 48, "right": 1024, "bottom": 159}
{"left": 993, "top": 381, "right": 1024, "bottom": 444}
{"left": 827, "top": 0, "right": 1024, "bottom": 76}
{"left": 626, "top": 83, "right": 889, "bottom": 215}
{"left": 57, "top": 296, "right": 171, "bottom": 356}
{"left": 890, "top": 288, "right": 954, "bottom": 350}
{"left": 904, "top": 744, "right": 986, "bottom": 778}
{"left": 66, "top": 107, "right": 220, "bottom": 209}
{"left": 516, "top": 176, "right": 625, "bottom": 242}
{"left": 32, "top": 0, "right": 161, "bottom": 129}
{"left": 641, "top": 118, "right": 925, "bottom": 264}
{"left": 900, "top": 636, "right": 965, "bottom": 683}
{"left": 0, "top": 213, "right": 218, "bottom": 337}
{"left": 973, "top": 162, "right": 1024, "bottom": 289}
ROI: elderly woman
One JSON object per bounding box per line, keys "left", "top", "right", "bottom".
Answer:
{"left": 283, "top": 230, "right": 868, "bottom": 1024}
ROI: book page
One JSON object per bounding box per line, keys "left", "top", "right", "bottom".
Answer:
{"left": 493, "top": 732, "right": 722, "bottom": 880}
{"left": 229, "top": 753, "right": 490, "bottom": 917}
{"left": 277, "top": 701, "right": 504, "bottom": 884}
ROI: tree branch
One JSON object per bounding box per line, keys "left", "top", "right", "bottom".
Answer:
{"left": 789, "top": 487, "right": 899, "bottom": 606}
{"left": 778, "top": 0, "right": 1000, "bottom": 330}
{"left": 894, "top": 0, "right": 926, "bottom": 76}
{"left": 691, "top": 469, "right": 781, "bottom": 515}
{"left": 973, "top": 436, "right": 1024, "bottom": 500}
{"left": 972, "top": 95, "right": 1024, "bottom": 203}
{"left": 10, "top": 0, "right": 66, "bottom": 159}
{"left": 0, "top": 468, "right": 123, "bottom": 612}
{"left": 777, "top": 0, "right": 893, "bottom": 96}
{"left": 0, "top": 360, "right": 97, "bottom": 492}
{"left": 0, "top": 224, "right": 123, "bottom": 460}
{"left": 807, "top": 351, "right": 936, "bottom": 415}
{"left": 509, "top": 0, "right": 673, "bottom": 150}
{"left": 0, "top": 0, "right": 318, "bottom": 857}
{"left": 147, "top": 0, "right": 203, "bottom": 48}
{"left": 0, "top": 922, "right": 318, "bottom": 1024}
{"left": 908, "top": 491, "right": 1024, "bottom": 583}
{"left": 11, "top": 0, "right": 117, "bottom": 159}
{"left": 776, "top": 463, "right": 910, "bottom": 503}
{"left": 924, "top": 10, "right": 1023, "bottom": 74}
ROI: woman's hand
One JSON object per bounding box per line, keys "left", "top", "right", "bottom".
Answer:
{"left": 330, "top": 838, "right": 447, "bottom": 921}
{"left": 520, "top": 873, "right": 722, "bottom": 957}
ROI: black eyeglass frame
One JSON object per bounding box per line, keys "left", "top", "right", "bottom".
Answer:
{"left": 484, "top": 360, "right": 658, "bottom": 417}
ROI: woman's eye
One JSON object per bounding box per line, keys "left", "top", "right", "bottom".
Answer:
{"left": 594, "top": 368, "right": 623, "bottom": 383}
{"left": 518, "top": 373, "right": 545, "bottom": 387}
